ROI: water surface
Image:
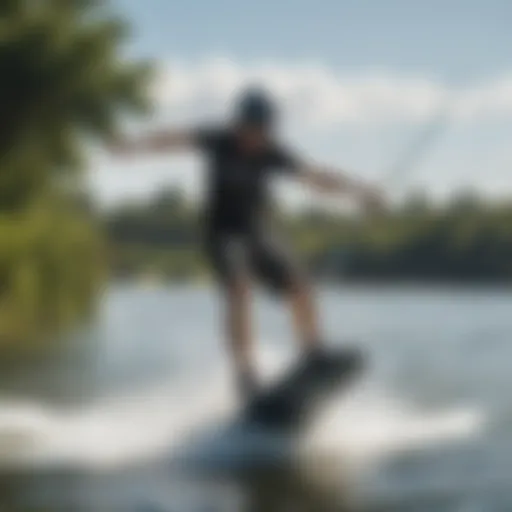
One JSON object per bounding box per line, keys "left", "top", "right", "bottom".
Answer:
{"left": 0, "top": 285, "right": 510, "bottom": 511}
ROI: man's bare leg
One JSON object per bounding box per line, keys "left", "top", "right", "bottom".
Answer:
{"left": 288, "top": 276, "right": 323, "bottom": 355}
{"left": 288, "top": 276, "right": 364, "bottom": 375}
{"left": 225, "top": 275, "right": 257, "bottom": 397}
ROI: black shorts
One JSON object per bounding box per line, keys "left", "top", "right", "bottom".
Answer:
{"left": 204, "top": 228, "right": 303, "bottom": 295}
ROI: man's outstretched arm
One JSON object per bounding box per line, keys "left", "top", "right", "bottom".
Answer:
{"left": 108, "top": 130, "right": 198, "bottom": 156}
{"left": 297, "top": 164, "right": 385, "bottom": 210}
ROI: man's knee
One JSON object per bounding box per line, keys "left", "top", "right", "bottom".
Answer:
{"left": 284, "top": 269, "right": 313, "bottom": 298}
{"left": 225, "top": 274, "right": 251, "bottom": 301}
{"left": 252, "top": 236, "right": 305, "bottom": 296}
{"left": 260, "top": 265, "right": 306, "bottom": 297}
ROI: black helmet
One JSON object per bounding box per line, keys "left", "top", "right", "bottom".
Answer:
{"left": 235, "top": 87, "right": 277, "bottom": 128}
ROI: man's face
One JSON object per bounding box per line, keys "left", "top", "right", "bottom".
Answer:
{"left": 236, "top": 124, "right": 270, "bottom": 152}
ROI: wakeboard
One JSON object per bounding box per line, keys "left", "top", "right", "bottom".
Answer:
{"left": 242, "top": 346, "right": 365, "bottom": 432}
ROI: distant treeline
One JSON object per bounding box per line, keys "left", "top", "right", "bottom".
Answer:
{"left": 103, "top": 188, "right": 512, "bottom": 284}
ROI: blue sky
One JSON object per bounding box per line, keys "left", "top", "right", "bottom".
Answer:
{"left": 114, "top": 0, "right": 511, "bottom": 83}
{"left": 93, "top": 0, "right": 512, "bottom": 206}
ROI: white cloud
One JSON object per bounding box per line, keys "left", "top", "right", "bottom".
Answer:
{"left": 454, "top": 76, "right": 512, "bottom": 120}
{"left": 91, "top": 57, "right": 512, "bottom": 206}
{"left": 149, "top": 57, "right": 512, "bottom": 129}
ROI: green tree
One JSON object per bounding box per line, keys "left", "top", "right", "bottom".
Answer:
{"left": 0, "top": 0, "right": 150, "bottom": 208}
{"left": 0, "top": 0, "right": 150, "bottom": 355}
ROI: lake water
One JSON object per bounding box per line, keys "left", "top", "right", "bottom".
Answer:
{"left": 0, "top": 285, "right": 511, "bottom": 511}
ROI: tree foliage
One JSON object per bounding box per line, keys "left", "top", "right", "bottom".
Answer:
{"left": 0, "top": 0, "right": 149, "bottom": 355}
{"left": 0, "top": 0, "right": 150, "bottom": 207}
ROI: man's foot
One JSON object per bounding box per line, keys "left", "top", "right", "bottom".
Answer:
{"left": 304, "top": 344, "right": 329, "bottom": 367}
{"left": 236, "top": 369, "right": 259, "bottom": 402}
{"left": 297, "top": 344, "right": 365, "bottom": 380}
{"left": 284, "top": 344, "right": 329, "bottom": 384}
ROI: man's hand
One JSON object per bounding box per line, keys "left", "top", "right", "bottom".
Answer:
{"left": 106, "top": 135, "right": 133, "bottom": 156}
{"left": 352, "top": 183, "right": 387, "bottom": 214}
